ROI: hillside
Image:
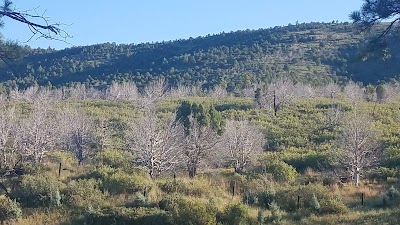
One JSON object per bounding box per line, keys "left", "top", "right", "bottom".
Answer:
{"left": 1, "top": 22, "right": 399, "bottom": 91}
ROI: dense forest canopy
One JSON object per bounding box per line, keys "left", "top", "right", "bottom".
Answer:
{"left": 0, "top": 21, "right": 399, "bottom": 93}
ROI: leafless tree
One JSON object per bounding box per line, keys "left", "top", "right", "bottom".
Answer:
{"left": 106, "top": 81, "right": 139, "bottom": 100}
{"left": 335, "top": 109, "right": 382, "bottom": 185}
{"left": 168, "top": 84, "right": 193, "bottom": 98}
{"left": 184, "top": 116, "right": 220, "bottom": 178}
{"left": 0, "top": 100, "right": 16, "bottom": 168}
{"left": 219, "top": 119, "right": 264, "bottom": 173}
{"left": 261, "top": 78, "right": 308, "bottom": 116}
{"left": 343, "top": 81, "right": 365, "bottom": 105}
{"left": 315, "top": 82, "right": 341, "bottom": 99}
{"left": 97, "top": 117, "right": 112, "bottom": 152}
{"left": 127, "top": 112, "right": 185, "bottom": 178}
{"left": 57, "top": 107, "right": 96, "bottom": 165}
{"left": 208, "top": 85, "right": 228, "bottom": 98}
{"left": 324, "top": 105, "right": 344, "bottom": 131}
{"left": 16, "top": 101, "right": 57, "bottom": 163}
{"left": 140, "top": 77, "right": 167, "bottom": 108}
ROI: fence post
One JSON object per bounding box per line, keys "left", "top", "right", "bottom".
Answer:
{"left": 297, "top": 196, "right": 301, "bottom": 210}
{"left": 58, "top": 162, "right": 62, "bottom": 177}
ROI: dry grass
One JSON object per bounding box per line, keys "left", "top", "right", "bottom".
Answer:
{"left": 14, "top": 209, "right": 72, "bottom": 225}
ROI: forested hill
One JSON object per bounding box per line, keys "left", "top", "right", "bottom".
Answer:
{"left": 1, "top": 22, "right": 399, "bottom": 91}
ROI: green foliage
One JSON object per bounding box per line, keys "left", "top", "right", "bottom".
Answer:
{"left": 12, "top": 174, "right": 61, "bottom": 208}
{"left": 258, "top": 188, "right": 276, "bottom": 209}
{"left": 275, "top": 184, "right": 347, "bottom": 214}
{"left": 0, "top": 195, "right": 22, "bottom": 223}
{"left": 262, "top": 158, "right": 298, "bottom": 183}
{"left": 283, "top": 152, "right": 334, "bottom": 171}
{"left": 387, "top": 186, "right": 400, "bottom": 200}
{"left": 78, "top": 166, "right": 151, "bottom": 195}
{"left": 265, "top": 202, "right": 284, "bottom": 225}
{"left": 85, "top": 206, "right": 169, "bottom": 225}
{"left": 103, "top": 170, "right": 151, "bottom": 194}
{"left": 65, "top": 179, "right": 106, "bottom": 209}
{"left": 158, "top": 177, "right": 212, "bottom": 197}
{"left": 367, "top": 167, "right": 397, "bottom": 181}
{"left": 96, "top": 149, "right": 133, "bottom": 170}
{"left": 310, "top": 194, "right": 321, "bottom": 213}
{"left": 220, "top": 203, "right": 250, "bottom": 225}
{"left": 169, "top": 197, "right": 217, "bottom": 225}
{"left": 176, "top": 100, "right": 224, "bottom": 134}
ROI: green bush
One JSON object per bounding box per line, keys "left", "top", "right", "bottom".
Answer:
{"left": 169, "top": 197, "right": 217, "bottom": 225}
{"left": 284, "top": 152, "right": 333, "bottom": 172}
{"left": 159, "top": 178, "right": 212, "bottom": 197}
{"left": 263, "top": 159, "right": 298, "bottom": 183}
{"left": 78, "top": 166, "right": 151, "bottom": 195}
{"left": 265, "top": 202, "right": 284, "bottom": 225}
{"left": 96, "top": 149, "right": 133, "bottom": 169}
{"left": 258, "top": 188, "right": 276, "bottom": 209}
{"left": 220, "top": 203, "right": 250, "bottom": 225}
{"left": 12, "top": 174, "right": 61, "bottom": 208}
{"left": 65, "top": 179, "right": 106, "bottom": 209}
{"left": 387, "top": 186, "right": 400, "bottom": 199}
{"left": 275, "top": 184, "right": 347, "bottom": 214}
{"left": 85, "top": 206, "right": 169, "bottom": 225}
{"left": 103, "top": 169, "right": 151, "bottom": 194}
{"left": 0, "top": 195, "right": 22, "bottom": 224}
{"left": 367, "top": 167, "right": 397, "bottom": 181}
{"left": 310, "top": 194, "right": 321, "bottom": 213}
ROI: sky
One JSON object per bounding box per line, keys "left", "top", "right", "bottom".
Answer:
{"left": 2, "top": 0, "right": 364, "bottom": 50}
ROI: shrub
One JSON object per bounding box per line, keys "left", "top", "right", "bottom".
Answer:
{"left": 12, "top": 174, "right": 61, "bottom": 208}
{"left": 242, "top": 191, "right": 258, "bottom": 205}
{"left": 103, "top": 169, "right": 151, "bottom": 194}
{"left": 125, "top": 192, "right": 157, "bottom": 208}
{"left": 258, "top": 188, "right": 276, "bottom": 209}
{"left": 169, "top": 197, "right": 217, "bottom": 225}
{"left": 159, "top": 178, "right": 212, "bottom": 197}
{"left": 49, "top": 151, "right": 77, "bottom": 167}
{"left": 367, "top": 167, "right": 397, "bottom": 181}
{"left": 0, "top": 195, "right": 22, "bottom": 224}
{"left": 96, "top": 149, "right": 133, "bottom": 169}
{"left": 263, "top": 159, "right": 298, "bottom": 183}
{"left": 275, "top": 184, "right": 347, "bottom": 214}
{"left": 310, "top": 194, "right": 321, "bottom": 213}
{"left": 85, "top": 206, "right": 169, "bottom": 225}
{"left": 387, "top": 186, "right": 400, "bottom": 199}
{"left": 220, "top": 203, "right": 250, "bottom": 225}
{"left": 265, "top": 202, "right": 284, "bottom": 225}
{"left": 65, "top": 179, "right": 106, "bottom": 209}
{"left": 78, "top": 166, "right": 151, "bottom": 195}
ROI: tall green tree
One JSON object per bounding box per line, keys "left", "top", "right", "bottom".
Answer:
{"left": 176, "top": 101, "right": 224, "bottom": 177}
{"left": 351, "top": 0, "right": 400, "bottom": 39}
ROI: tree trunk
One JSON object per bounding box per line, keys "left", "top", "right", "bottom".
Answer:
{"left": 188, "top": 164, "right": 197, "bottom": 178}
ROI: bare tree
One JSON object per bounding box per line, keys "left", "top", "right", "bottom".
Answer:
{"left": 16, "top": 101, "right": 57, "bottom": 163}
{"left": 220, "top": 119, "right": 264, "bottom": 173}
{"left": 336, "top": 110, "right": 382, "bottom": 185}
{"left": 168, "top": 83, "right": 193, "bottom": 98}
{"left": 184, "top": 117, "right": 220, "bottom": 178}
{"left": 57, "top": 107, "right": 96, "bottom": 165}
{"left": 261, "top": 78, "right": 307, "bottom": 116}
{"left": 140, "top": 77, "right": 167, "bottom": 108}
{"left": 343, "top": 81, "right": 365, "bottom": 105}
{"left": 106, "top": 81, "right": 139, "bottom": 100}
{"left": 127, "top": 112, "right": 185, "bottom": 178}
{"left": 0, "top": 101, "right": 16, "bottom": 168}
{"left": 316, "top": 82, "right": 341, "bottom": 99}
{"left": 208, "top": 85, "right": 228, "bottom": 98}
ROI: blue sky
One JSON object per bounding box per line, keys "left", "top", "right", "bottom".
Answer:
{"left": 3, "top": 0, "right": 364, "bottom": 49}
